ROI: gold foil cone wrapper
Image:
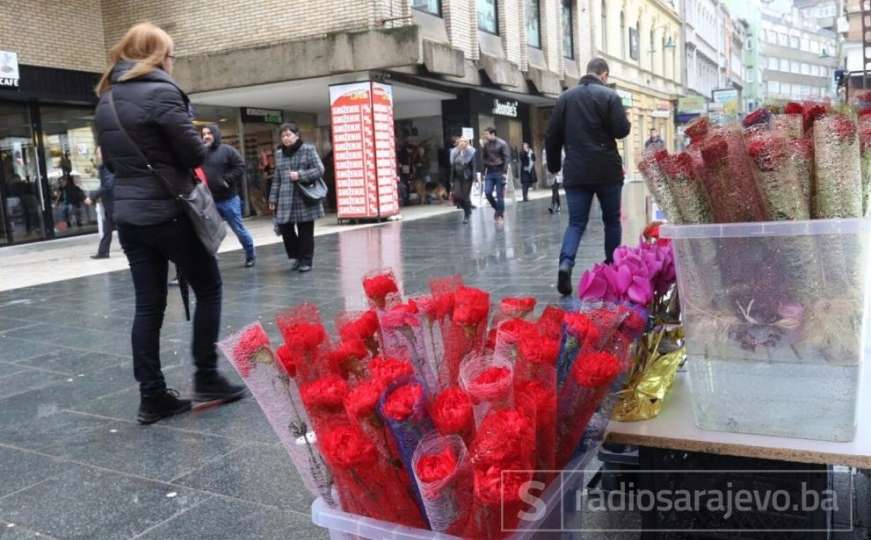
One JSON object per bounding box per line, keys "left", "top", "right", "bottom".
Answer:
{"left": 612, "top": 327, "right": 685, "bottom": 422}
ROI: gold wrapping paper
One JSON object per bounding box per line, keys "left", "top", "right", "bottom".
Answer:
{"left": 612, "top": 327, "right": 685, "bottom": 422}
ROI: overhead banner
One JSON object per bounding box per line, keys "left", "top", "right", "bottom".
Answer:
{"left": 329, "top": 81, "right": 399, "bottom": 220}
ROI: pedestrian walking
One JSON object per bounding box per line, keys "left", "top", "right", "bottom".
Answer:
{"left": 86, "top": 147, "right": 115, "bottom": 258}
{"left": 481, "top": 127, "right": 511, "bottom": 225}
{"left": 95, "top": 22, "right": 245, "bottom": 424}
{"left": 58, "top": 176, "right": 85, "bottom": 228}
{"left": 201, "top": 124, "right": 256, "bottom": 267}
{"left": 520, "top": 142, "right": 537, "bottom": 202}
{"left": 545, "top": 57, "right": 631, "bottom": 296}
{"left": 543, "top": 148, "right": 563, "bottom": 214}
{"left": 449, "top": 136, "right": 476, "bottom": 224}
{"left": 269, "top": 122, "right": 325, "bottom": 273}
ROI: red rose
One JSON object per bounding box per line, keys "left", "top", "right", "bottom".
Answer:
{"left": 363, "top": 273, "right": 399, "bottom": 307}
{"left": 499, "top": 297, "right": 537, "bottom": 318}
{"left": 275, "top": 344, "right": 297, "bottom": 378}
{"left": 473, "top": 464, "right": 531, "bottom": 505}
{"left": 320, "top": 422, "right": 379, "bottom": 469}
{"left": 516, "top": 380, "right": 557, "bottom": 416}
{"left": 452, "top": 287, "right": 490, "bottom": 326}
{"left": 652, "top": 149, "right": 670, "bottom": 164}
{"left": 830, "top": 114, "right": 857, "bottom": 142}
{"left": 746, "top": 134, "right": 786, "bottom": 172}
{"left": 684, "top": 116, "right": 710, "bottom": 143}
{"left": 564, "top": 312, "right": 599, "bottom": 343}
{"left": 803, "top": 102, "right": 829, "bottom": 132}
{"left": 474, "top": 366, "right": 512, "bottom": 386}
{"left": 497, "top": 318, "right": 538, "bottom": 346}
{"left": 300, "top": 374, "right": 349, "bottom": 411}
{"left": 661, "top": 152, "right": 697, "bottom": 178}
{"left": 783, "top": 102, "right": 804, "bottom": 115}
{"left": 231, "top": 324, "right": 271, "bottom": 377}
{"left": 339, "top": 310, "right": 379, "bottom": 341}
{"left": 344, "top": 378, "right": 386, "bottom": 420}
{"left": 742, "top": 108, "right": 770, "bottom": 128}
{"left": 326, "top": 339, "right": 369, "bottom": 378}
{"left": 383, "top": 383, "right": 424, "bottom": 421}
{"left": 430, "top": 387, "right": 475, "bottom": 436}
{"left": 278, "top": 321, "right": 326, "bottom": 353}
{"left": 415, "top": 445, "right": 459, "bottom": 484}
{"left": 471, "top": 409, "right": 535, "bottom": 467}
{"left": 700, "top": 135, "right": 729, "bottom": 165}
{"left": 369, "top": 356, "right": 415, "bottom": 386}
{"left": 518, "top": 336, "right": 560, "bottom": 366}
{"left": 571, "top": 351, "right": 622, "bottom": 388}
{"left": 536, "top": 306, "right": 566, "bottom": 340}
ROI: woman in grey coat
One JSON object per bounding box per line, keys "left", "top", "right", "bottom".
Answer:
{"left": 269, "top": 122, "right": 325, "bottom": 272}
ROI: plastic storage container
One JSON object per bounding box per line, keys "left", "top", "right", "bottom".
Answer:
{"left": 311, "top": 448, "right": 597, "bottom": 539}
{"left": 662, "top": 219, "right": 870, "bottom": 442}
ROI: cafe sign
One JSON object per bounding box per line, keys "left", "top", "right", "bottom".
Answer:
{"left": 492, "top": 99, "right": 519, "bottom": 118}
{"left": 0, "top": 51, "right": 20, "bottom": 89}
{"left": 241, "top": 107, "right": 283, "bottom": 124}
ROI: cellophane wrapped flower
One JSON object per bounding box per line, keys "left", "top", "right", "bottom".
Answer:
{"left": 378, "top": 298, "right": 438, "bottom": 396}
{"left": 536, "top": 305, "right": 566, "bottom": 341}
{"left": 556, "top": 350, "right": 623, "bottom": 468}
{"left": 324, "top": 338, "right": 369, "bottom": 381}
{"left": 746, "top": 129, "right": 811, "bottom": 221}
{"left": 459, "top": 353, "right": 515, "bottom": 427}
{"left": 684, "top": 116, "right": 711, "bottom": 147}
{"left": 699, "top": 126, "right": 770, "bottom": 223}
{"left": 362, "top": 268, "right": 400, "bottom": 309}
{"left": 276, "top": 304, "right": 329, "bottom": 383}
{"left": 813, "top": 112, "right": 863, "bottom": 218}
{"left": 516, "top": 332, "right": 560, "bottom": 387}
{"left": 427, "top": 275, "right": 464, "bottom": 389}
{"left": 369, "top": 355, "right": 415, "bottom": 387}
{"left": 860, "top": 114, "right": 871, "bottom": 216}
{"left": 319, "top": 421, "right": 426, "bottom": 527}
{"left": 556, "top": 311, "right": 601, "bottom": 387}
{"left": 497, "top": 296, "right": 537, "bottom": 320}
{"left": 660, "top": 151, "right": 712, "bottom": 224}
{"left": 444, "top": 287, "right": 490, "bottom": 386}
{"left": 337, "top": 309, "right": 381, "bottom": 358}
{"left": 639, "top": 149, "right": 684, "bottom": 223}
{"left": 379, "top": 377, "right": 436, "bottom": 525}
{"left": 466, "top": 409, "right": 536, "bottom": 539}
{"left": 217, "top": 323, "right": 335, "bottom": 506}
{"left": 515, "top": 379, "right": 557, "bottom": 480}
{"left": 300, "top": 374, "right": 349, "bottom": 432}
{"left": 344, "top": 378, "right": 396, "bottom": 462}
{"left": 430, "top": 386, "right": 476, "bottom": 447}
{"left": 493, "top": 318, "right": 538, "bottom": 366}
{"left": 771, "top": 112, "right": 804, "bottom": 140}
{"left": 412, "top": 434, "right": 474, "bottom": 535}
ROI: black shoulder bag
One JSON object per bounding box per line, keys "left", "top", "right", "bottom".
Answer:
{"left": 107, "top": 90, "right": 226, "bottom": 256}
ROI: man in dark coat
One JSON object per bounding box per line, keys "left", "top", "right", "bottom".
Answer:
{"left": 481, "top": 127, "right": 512, "bottom": 225}
{"left": 201, "top": 125, "right": 255, "bottom": 267}
{"left": 88, "top": 147, "right": 115, "bottom": 258}
{"left": 545, "top": 57, "right": 631, "bottom": 296}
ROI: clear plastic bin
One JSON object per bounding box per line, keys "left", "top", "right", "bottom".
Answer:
{"left": 662, "top": 219, "right": 871, "bottom": 442}
{"left": 311, "top": 448, "right": 597, "bottom": 539}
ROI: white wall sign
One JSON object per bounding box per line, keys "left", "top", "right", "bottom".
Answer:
{"left": 0, "top": 51, "right": 20, "bottom": 88}
{"left": 461, "top": 127, "right": 474, "bottom": 141}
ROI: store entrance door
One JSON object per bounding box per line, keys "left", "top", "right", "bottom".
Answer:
{"left": 0, "top": 102, "right": 46, "bottom": 244}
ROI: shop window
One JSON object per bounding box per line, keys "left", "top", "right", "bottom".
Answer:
{"left": 562, "top": 0, "right": 574, "bottom": 59}
{"left": 478, "top": 0, "right": 499, "bottom": 34}
{"left": 0, "top": 103, "right": 44, "bottom": 244}
{"left": 412, "top": 0, "right": 441, "bottom": 17}
{"left": 527, "top": 0, "right": 542, "bottom": 48}
{"left": 39, "top": 106, "right": 99, "bottom": 238}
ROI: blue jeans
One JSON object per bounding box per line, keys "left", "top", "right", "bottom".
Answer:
{"left": 559, "top": 184, "right": 623, "bottom": 267}
{"left": 215, "top": 195, "right": 255, "bottom": 260}
{"left": 484, "top": 171, "right": 506, "bottom": 218}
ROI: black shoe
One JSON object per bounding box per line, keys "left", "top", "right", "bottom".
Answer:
{"left": 463, "top": 217, "right": 469, "bottom": 224}
{"left": 244, "top": 257, "right": 256, "bottom": 268}
{"left": 548, "top": 207, "right": 554, "bottom": 214}
{"left": 298, "top": 264, "right": 312, "bottom": 273}
{"left": 91, "top": 254, "right": 109, "bottom": 259}
{"left": 290, "top": 259, "right": 301, "bottom": 271}
{"left": 557, "top": 263, "right": 573, "bottom": 296}
{"left": 192, "top": 371, "right": 247, "bottom": 402}
{"left": 138, "top": 389, "right": 192, "bottom": 424}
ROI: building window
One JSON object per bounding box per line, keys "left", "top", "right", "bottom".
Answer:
{"left": 802, "top": 63, "right": 810, "bottom": 75}
{"left": 768, "top": 81, "right": 780, "bottom": 94}
{"left": 790, "top": 35, "right": 800, "bottom": 48}
{"left": 562, "top": 0, "right": 574, "bottom": 59}
{"left": 768, "top": 57, "right": 778, "bottom": 70}
{"left": 601, "top": 0, "right": 607, "bottom": 51}
{"left": 791, "top": 61, "right": 800, "bottom": 74}
{"left": 478, "top": 0, "right": 498, "bottom": 34}
{"left": 411, "top": 0, "right": 441, "bottom": 16}
{"left": 778, "top": 32, "right": 788, "bottom": 46}
{"left": 650, "top": 29, "right": 656, "bottom": 72}
{"left": 780, "top": 58, "right": 788, "bottom": 71}
{"left": 629, "top": 20, "right": 640, "bottom": 61}
{"left": 620, "top": 11, "right": 626, "bottom": 58}
{"left": 527, "top": 0, "right": 542, "bottom": 48}
{"left": 662, "top": 36, "right": 668, "bottom": 75}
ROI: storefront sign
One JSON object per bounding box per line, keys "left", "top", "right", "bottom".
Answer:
{"left": 329, "top": 81, "right": 399, "bottom": 220}
{"left": 712, "top": 88, "right": 740, "bottom": 115}
{"left": 651, "top": 110, "right": 671, "bottom": 118}
{"left": 241, "top": 107, "right": 283, "bottom": 124}
{"left": 0, "top": 51, "right": 20, "bottom": 88}
{"left": 616, "top": 89, "right": 634, "bottom": 108}
{"left": 677, "top": 96, "right": 705, "bottom": 115}
{"left": 492, "top": 99, "right": 519, "bottom": 117}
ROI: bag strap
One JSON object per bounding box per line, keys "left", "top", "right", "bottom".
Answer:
{"left": 106, "top": 89, "right": 180, "bottom": 198}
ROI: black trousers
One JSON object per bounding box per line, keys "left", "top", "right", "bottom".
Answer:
{"left": 118, "top": 216, "right": 222, "bottom": 397}
{"left": 278, "top": 221, "right": 315, "bottom": 264}
{"left": 97, "top": 205, "right": 115, "bottom": 257}
{"left": 458, "top": 177, "right": 474, "bottom": 218}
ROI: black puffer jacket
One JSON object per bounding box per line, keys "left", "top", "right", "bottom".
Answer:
{"left": 545, "top": 75, "right": 631, "bottom": 188}
{"left": 94, "top": 61, "right": 205, "bottom": 225}
{"left": 201, "top": 124, "right": 246, "bottom": 202}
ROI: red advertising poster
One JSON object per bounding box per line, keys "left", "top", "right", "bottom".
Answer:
{"left": 329, "top": 81, "right": 399, "bottom": 219}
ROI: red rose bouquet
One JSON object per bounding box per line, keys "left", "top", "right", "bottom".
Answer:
{"left": 378, "top": 298, "right": 438, "bottom": 396}
{"left": 336, "top": 309, "right": 381, "bottom": 358}
{"left": 699, "top": 127, "right": 770, "bottom": 223}
{"left": 639, "top": 149, "right": 684, "bottom": 223}
{"left": 444, "top": 287, "right": 490, "bottom": 386}
{"left": 493, "top": 318, "right": 537, "bottom": 366}
{"left": 276, "top": 304, "right": 329, "bottom": 383}
{"left": 516, "top": 379, "right": 558, "bottom": 478}
{"left": 412, "top": 434, "right": 473, "bottom": 535}
{"left": 459, "top": 353, "right": 515, "bottom": 427}
{"left": 659, "top": 151, "right": 712, "bottom": 224}
{"left": 430, "top": 386, "right": 476, "bottom": 447}
{"left": 362, "top": 268, "right": 401, "bottom": 309}
{"left": 536, "top": 305, "right": 566, "bottom": 341}
{"left": 813, "top": 113, "right": 863, "bottom": 218}
{"left": 745, "top": 129, "right": 811, "bottom": 221}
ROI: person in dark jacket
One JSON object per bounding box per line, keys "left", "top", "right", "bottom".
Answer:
{"left": 94, "top": 23, "right": 244, "bottom": 424}
{"left": 201, "top": 124, "right": 255, "bottom": 267}
{"left": 269, "top": 122, "right": 325, "bottom": 273}
{"left": 520, "top": 142, "right": 537, "bottom": 202}
{"left": 87, "top": 146, "right": 115, "bottom": 258}
{"left": 545, "top": 57, "right": 631, "bottom": 296}
{"left": 58, "top": 175, "right": 85, "bottom": 228}
{"left": 449, "top": 137, "right": 476, "bottom": 224}
{"left": 481, "top": 127, "right": 511, "bottom": 225}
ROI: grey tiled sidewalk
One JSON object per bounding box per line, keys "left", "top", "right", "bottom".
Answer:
{"left": 0, "top": 197, "right": 619, "bottom": 539}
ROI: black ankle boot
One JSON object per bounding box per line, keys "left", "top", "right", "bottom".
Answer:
{"left": 138, "top": 389, "right": 191, "bottom": 424}
{"left": 557, "top": 263, "right": 573, "bottom": 297}
{"left": 192, "top": 370, "right": 247, "bottom": 402}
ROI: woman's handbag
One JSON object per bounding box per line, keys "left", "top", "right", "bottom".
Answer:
{"left": 296, "top": 176, "right": 328, "bottom": 204}
{"left": 107, "top": 90, "right": 226, "bottom": 256}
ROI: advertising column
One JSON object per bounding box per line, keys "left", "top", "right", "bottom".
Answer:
{"left": 329, "top": 81, "right": 399, "bottom": 220}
